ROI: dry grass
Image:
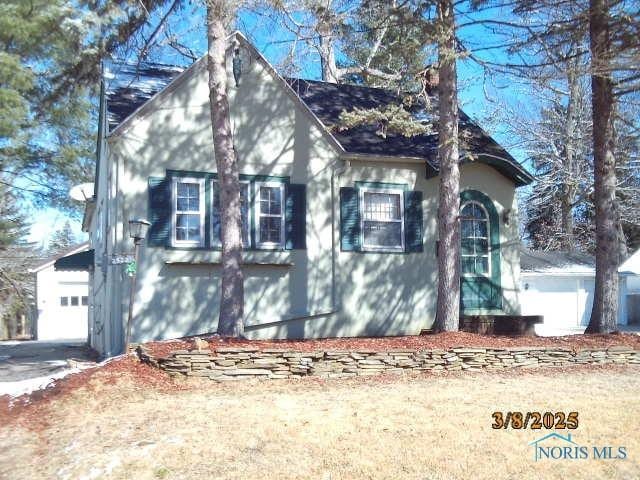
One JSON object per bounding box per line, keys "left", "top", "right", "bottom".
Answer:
{"left": 1, "top": 365, "right": 640, "bottom": 480}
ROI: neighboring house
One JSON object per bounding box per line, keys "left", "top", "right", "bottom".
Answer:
{"left": 30, "top": 243, "right": 94, "bottom": 342}
{"left": 83, "top": 32, "right": 533, "bottom": 357}
{"left": 619, "top": 248, "right": 640, "bottom": 326}
{"left": 520, "top": 248, "right": 639, "bottom": 335}
{"left": 520, "top": 249, "right": 596, "bottom": 336}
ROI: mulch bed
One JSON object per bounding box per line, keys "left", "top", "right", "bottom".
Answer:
{"left": 0, "top": 355, "right": 186, "bottom": 430}
{"left": 143, "top": 331, "right": 640, "bottom": 358}
{"left": 3, "top": 331, "right": 638, "bottom": 429}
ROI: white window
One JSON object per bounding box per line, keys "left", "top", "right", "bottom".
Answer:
{"left": 211, "top": 180, "right": 250, "bottom": 247}
{"left": 360, "top": 188, "right": 405, "bottom": 251}
{"left": 255, "top": 182, "right": 285, "bottom": 249}
{"left": 460, "top": 201, "right": 490, "bottom": 276}
{"left": 172, "top": 177, "right": 205, "bottom": 247}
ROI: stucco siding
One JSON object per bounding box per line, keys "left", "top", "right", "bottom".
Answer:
{"left": 92, "top": 45, "right": 524, "bottom": 354}
{"left": 106, "top": 47, "right": 337, "bottom": 347}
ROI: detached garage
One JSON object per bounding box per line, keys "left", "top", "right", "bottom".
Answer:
{"left": 519, "top": 249, "right": 596, "bottom": 336}
{"left": 31, "top": 243, "right": 94, "bottom": 342}
{"left": 520, "top": 248, "right": 640, "bottom": 335}
{"left": 619, "top": 248, "right": 640, "bottom": 327}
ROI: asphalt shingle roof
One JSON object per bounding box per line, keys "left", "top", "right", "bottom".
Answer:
{"left": 105, "top": 64, "right": 533, "bottom": 186}
{"left": 105, "top": 62, "right": 185, "bottom": 130}
{"left": 520, "top": 248, "right": 595, "bottom": 273}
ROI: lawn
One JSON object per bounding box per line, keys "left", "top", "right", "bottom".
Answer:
{"left": 1, "top": 360, "right": 639, "bottom": 480}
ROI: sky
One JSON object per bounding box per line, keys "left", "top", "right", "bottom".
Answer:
{"left": 29, "top": 2, "right": 542, "bottom": 247}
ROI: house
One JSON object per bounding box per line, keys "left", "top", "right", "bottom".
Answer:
{"left": 30, "top": 243, "right": 94, "bottom": 342}
{"left": 619, "top": 248, "right": 640, "bottom": 327}
{"left": 519, "top": 248, "right": 639, "bottom": 335}
{"left": 83, "top": 32, "right": 533, "bottom": 357}
{"left": 520, "top": 249, "right": 596, "bottom": 335}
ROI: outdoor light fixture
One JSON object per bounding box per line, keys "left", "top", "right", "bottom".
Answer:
{"left": 128, "top": 218, "right": 151, "bottom": 244}
{"left": 232, "top": 47, "right": 242, "bottom": 87}
{"left": 125, "top": 218, "right": 150, "bottom": 352}
{"left": 502, "top": 209, "right": 512, "bottom": 225}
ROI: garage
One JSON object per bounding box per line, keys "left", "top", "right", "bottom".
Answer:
{"left": 31, "top": 244, "right": 94, "bottom": 342}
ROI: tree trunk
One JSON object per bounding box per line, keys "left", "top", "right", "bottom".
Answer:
{"left": 585, "top": 0, "right": 619, "bottom": 333}
{"left": 434, "top": 0, "right": 460, "bottom": 332}
{"left": 560, "top": 63, "right": 579, "bottom": 251}
{"left": 206, "top": 0, "right": 244, "bottom": 337}
{"left": 318, "top": 19, "right": 338, "bottom": 82}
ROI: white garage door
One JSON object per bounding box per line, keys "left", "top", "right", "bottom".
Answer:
{"left": 38, "top": 282, "right": 89, "bottom": 342}
{"left": 520, "top": 276, "right": 594, "bottom": 335}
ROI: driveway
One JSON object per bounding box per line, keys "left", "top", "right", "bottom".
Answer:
{"left": 0, "top": 340, "right": 97, "bottom": 383}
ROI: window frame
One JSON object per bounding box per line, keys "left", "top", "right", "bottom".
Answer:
{"left": 460, "top": 200, "right": 491, "bottom": 278}
{"left": 60, "top": 296, "right": 68, "bottom": 307}
{"left": 171, "top": 176, "right": 206, "bottom": 248}
{"left": 210, "top": 179, "right": 251, "bottom": 248}
{"left": 359, "top": 187, "right": 405, "bottom": 252}
{"left": 254, "top": 181, "right": 286, "bottom": 250}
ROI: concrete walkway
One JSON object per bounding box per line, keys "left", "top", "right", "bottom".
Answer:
{"left": 0, "top": 340, "right": 97, "bottom": 383}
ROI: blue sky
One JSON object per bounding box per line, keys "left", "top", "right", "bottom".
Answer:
{"left": 29, "top": 3, "right": 539, "bottom": 247}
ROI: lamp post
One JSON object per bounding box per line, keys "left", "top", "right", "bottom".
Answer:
{"left": 125, "top": 218, "right": 150, "bottom": 352}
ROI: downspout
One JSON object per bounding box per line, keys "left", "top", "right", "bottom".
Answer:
{"left": 330, "top": 159, "right": 347, "bottom": 311}
{"left": 244, "top": 159, "right": 346, "bottom": 331}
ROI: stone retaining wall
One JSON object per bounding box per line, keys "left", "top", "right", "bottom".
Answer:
{"left": 137, "top": 345, "right": 640, "bottom": 381}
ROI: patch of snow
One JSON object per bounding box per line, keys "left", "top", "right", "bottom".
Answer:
{"left": 79, "top": 457, "right": 122, "bottom": 480}
{"left": 0, "top": 367, "right": 82, "bottom": 398}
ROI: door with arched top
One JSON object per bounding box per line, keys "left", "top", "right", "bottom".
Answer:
{"left": 460, "top": 190, "right": 502, "bottom": 311}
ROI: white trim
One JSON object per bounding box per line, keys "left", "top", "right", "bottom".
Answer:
{"left": 520, "top": 271, "right": 595, "bottom": 278}
{"left": 255, "top": 181, "right": 286, "bottom": 249}
{"left": 171, "top": 177, "right": 205, "bottom": 248}
{"left": 359, "top": 188, "right": 405, "bottom": 252}
{"left": 460, "top": 200, "right": 491, "bottom": 278}
{"left": 210, "top": 179, "right": 251, "bottom": 248}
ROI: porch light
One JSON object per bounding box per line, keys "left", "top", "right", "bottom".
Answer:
{"left": 128, "top": 218, "right": 151, "bottom": 244}
{"left": 232, "top": 47, "right": 242, "bottom": 87}
{"left": 125, "top": 218, "right": 150, "bottom": 353}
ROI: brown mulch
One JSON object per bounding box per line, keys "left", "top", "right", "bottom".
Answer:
{"left": 0, "top": 355, "right": 187, "bottom": 431}
{"left": 144, "top": 331, "right": 640, "bottom": 358}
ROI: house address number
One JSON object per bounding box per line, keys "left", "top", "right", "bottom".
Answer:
{"left": 110, "top": 254, "right": 135, "bottom": 265}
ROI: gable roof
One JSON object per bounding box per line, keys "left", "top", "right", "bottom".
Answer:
{"left": 104, "top": 31, "right": 533, "bottom": 186}
{"left": 520, "top": 248, "right": 595, "bottom": 275}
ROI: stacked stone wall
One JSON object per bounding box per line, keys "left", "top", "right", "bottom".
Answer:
{"left": 137, "top": 345, "right": 640, "bottom": 381}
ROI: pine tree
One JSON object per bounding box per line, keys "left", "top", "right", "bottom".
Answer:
{"left": 48, "top": 221, "right": 76, "bottom": 255}
{"left": 206, "top": 1, "right": 245, "bottom": 337}
{"left": 0, "top": 182, "right": 36, "bottom": 339}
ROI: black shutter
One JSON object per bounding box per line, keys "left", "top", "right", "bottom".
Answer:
{"left": 148, "top": 176, "right": 171, "bottom": 247}
{"left": 285, "top": 183, "right": 306, "bottom": 249}
{"left": 404, "top": 190, "right": 423, "bottom": 252}
{"left": 340, "top": 187, "right": 361, "bottom": 251}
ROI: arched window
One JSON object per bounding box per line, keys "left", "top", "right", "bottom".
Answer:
{"left": 460, "top": 201, "right": 490, "bottom": 276}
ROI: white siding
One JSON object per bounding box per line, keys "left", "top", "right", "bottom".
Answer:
{"left": 520, "top": 274, "right": 595, "bottom": 335}
{"left": 36, "top": 267, "right": 89, "bottom": 341}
